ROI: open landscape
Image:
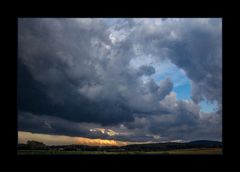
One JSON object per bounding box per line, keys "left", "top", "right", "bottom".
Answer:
{"left": 18, "top": 148, "right": 222, "bottom": 155}
{"left": 18, "top": 19, "right": 222, "bottom": 155}
{"left": 18, "top": 140, "right": 222, "bottom": 155}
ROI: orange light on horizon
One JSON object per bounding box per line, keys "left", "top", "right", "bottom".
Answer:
{"left": 18, "top": 131, "right": 128, "bottom": 146}
{"left": 75, "top": 137, "right": 127, "bottom": 146}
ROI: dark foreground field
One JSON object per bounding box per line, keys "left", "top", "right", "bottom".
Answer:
{"left": 18, "top": 148, "right": 222, "bottom": 155}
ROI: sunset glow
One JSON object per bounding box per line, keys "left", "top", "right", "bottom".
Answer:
{"left": 18, "top": 131, "right": 128, "bottom": 146}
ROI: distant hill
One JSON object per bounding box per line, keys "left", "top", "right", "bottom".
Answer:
{"left": 188, "top": 140, "right": 222, "bottom": 147}
{"left": 188, "top": 140, "right": 221, "bottom": 144}
{"left": 122, "top": 140, "right": 222, "bottom": 151}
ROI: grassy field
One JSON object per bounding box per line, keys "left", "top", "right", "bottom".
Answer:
{"left": 18, "top": 148, "right": 222, "bottom": 155}
{"left": 163, "top": 148, "right": 222, "bottom": 154}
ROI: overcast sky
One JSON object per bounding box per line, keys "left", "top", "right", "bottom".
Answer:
{"left": 18, "top": 18, "right": 222, "bottom": 145}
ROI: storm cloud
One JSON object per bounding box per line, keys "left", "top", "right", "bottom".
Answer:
{"left": 18, "top": 18, "right": 222, "bottom": 143}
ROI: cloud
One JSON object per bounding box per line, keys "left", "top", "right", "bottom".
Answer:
{"left": 18, "top": 18, "right": 174, "bottom": 125}
{"left": 18, "top": 18, "right": 222, "bottom": 142}
{"left": 137, "top": 65, "right": 156, "bottom": 76}
{"left": 157, "top": 77, "right": 173, "bottom": 100}
{"left": 123, "top": 92, "right": 221, "bottom": 142}
{"left": 129, "top": 18, "right": 222, "bottom": 105}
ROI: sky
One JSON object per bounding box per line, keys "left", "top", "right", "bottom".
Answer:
{"left": 18, "top": 18, "right": 222, "bottom": 146}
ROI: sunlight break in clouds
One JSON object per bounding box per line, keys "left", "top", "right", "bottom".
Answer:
{"left": 18, "top": 131, "right": 128, "bottom": 146}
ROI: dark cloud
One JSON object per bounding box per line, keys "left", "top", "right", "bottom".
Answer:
{"left": 157, "top": 77, "right": 173, "bottom": 100}
{"left": 18, "top": 18, "right": 173, "bottom": 125}
{"left": 137, "top": 65, "right": 156, "bottom": 76}
{"left": 18, "top": 19, "right": 135, "bottom": 125}
{"left": 18, "top": 18, "right": 222, "bottom": 142}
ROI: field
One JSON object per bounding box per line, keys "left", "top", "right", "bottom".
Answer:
{"left": 18, "top": 148, "right": 222, "bottom": 155}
